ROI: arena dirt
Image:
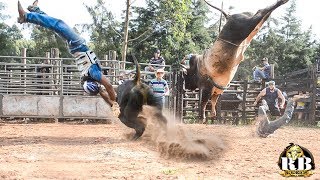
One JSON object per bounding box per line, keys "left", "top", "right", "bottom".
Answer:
{"left": 1, "top": 112, "right": 320, "bottom": 179}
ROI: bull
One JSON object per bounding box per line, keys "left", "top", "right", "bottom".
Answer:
{"left": 182, "top": 0, "right": 289, "bottom": 123}
{"left": 116, "top": 54, "right": 167, "bottom": 140}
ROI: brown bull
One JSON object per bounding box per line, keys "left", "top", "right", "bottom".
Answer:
{"left": 183, "top": 0, "right": 289, "bottom": 123}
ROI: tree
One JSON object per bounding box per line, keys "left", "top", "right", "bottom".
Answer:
{"left": 274, "top": 0, "right": 316, "bottom": 75}
{"left": 236, "top": 0, "right": 318, "bottom": 79}
{"left": 184, "top": 0, "right": 214, "bottom": 54}
{"left": 130, "top": 0, "right": 214, "bottom": 64}
{"left": 0, "top": 2, "right": 23, "bottom": 58}
{"left": 30, "top": 26, "right": 71, "bottom": 60}
{"left": 81, "top": 0, "right": 122, "bottom": 59}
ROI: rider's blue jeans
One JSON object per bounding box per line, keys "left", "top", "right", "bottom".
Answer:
{"left": 25, "top": 12, "right": 89, "bottom": 54}
{"left": 25, "top": 11, "right": 103, "bottom": 81}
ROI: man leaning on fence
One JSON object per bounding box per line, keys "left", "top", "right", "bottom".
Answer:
{"left": 17, "top": 0, "right": 116, "bottom": 107}
{"left": 145, "top": 49, "right": 165, "bottom": 72}
{"left": 253, "top": 57, "right": 271, "bottom": 83}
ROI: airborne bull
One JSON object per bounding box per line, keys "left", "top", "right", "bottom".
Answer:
{"left": 116, "top": 55, "right": 167, "bottom": 140}
{"left": 183, "top": 0, "right": 289, "bottom": 123}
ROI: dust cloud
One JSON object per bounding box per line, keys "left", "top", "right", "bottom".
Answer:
{"left": 140, "top": 106, "right": 225, "bottom": 160}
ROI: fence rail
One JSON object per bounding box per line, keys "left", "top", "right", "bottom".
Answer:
{"left": 0, "top": 55, "right": 175, "bottom": 120}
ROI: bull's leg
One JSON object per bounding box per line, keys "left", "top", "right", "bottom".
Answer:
{"left": 122, "top": 106, "right": 146, "bottom": 140}
{"left": 199, "top": 88, "right": 212, "bottom": 124}
{"left": 210, "top": 94, "right": 220, "bottom": 122}
{"left": 259, "top": 0, "right": 289, "bottom": 16}
{"left": 257, "top": 99, "right": 295, "bottom": 138}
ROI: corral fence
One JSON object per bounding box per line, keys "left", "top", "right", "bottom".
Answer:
{"left": 171, "top": 63, "right": 320, "bottom": 125}
{"left": 0, "top": 49, "right": 174, "bottom": 121}
{"left": 1, "top": 49, "right": 320, "bottom": 126}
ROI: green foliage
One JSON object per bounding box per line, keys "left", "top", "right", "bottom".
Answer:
{"left": 1, "top": 0, "right": 319, "bottom": 78}
{"left": 30, "top": 26, "right": 71, "bottom": 59}
{"left": 80, "top": 0, "right": 123, "bottom": 59}
{"left": 0, "top": 3, "right": 23, "bottom": 59}
{"left": 129, "top": 0, "right": 214, "bottom": 64}
{"left": 237, "top": 0, "right": 318, "bottom": 79}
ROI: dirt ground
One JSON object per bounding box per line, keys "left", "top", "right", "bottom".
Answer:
{"left": 1, "top": 115, "right": 320, "bottom": 179}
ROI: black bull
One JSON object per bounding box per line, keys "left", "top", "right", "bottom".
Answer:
{"left": 116, "top": 56, "right": 167, "bottom": 140}
{"left": 182, "top": 0, "right": 288, "bottom": 122}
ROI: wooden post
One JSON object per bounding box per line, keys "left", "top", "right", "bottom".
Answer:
{"left": 310, "top": 65, "right": 317, "bottom": 125}
{"left": 242, "top": 80, "right": 248, "bottom": 124}
{"left": 45, "top": 52, "right": 52, "bottom": 95}
{"left": 121, "top": 0, "right": 130, "bottom": 70}
{"left": 21, "top": 48, "right": 27, "bottom": 94}
{"left": 104, "top": 55, "right": 109, "bottom": 67}
{"left": 178, "top": 71, "right": 184, "bottom": 122}
{"left": 270, "top": 64, "right": 275, "bottom": 79}
{"left": 112, "top": 51, "right": 117, "bottom": 83}
{"left": 51, "top": 48, "right": 60, "bottom": 95}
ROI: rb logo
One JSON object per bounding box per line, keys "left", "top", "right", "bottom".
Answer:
{"left": 278, "top": 143, "right": 315, "bottom": 177}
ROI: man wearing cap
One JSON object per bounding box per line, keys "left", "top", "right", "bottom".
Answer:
{"left": 253, "top": 57, "right": 271, "bottom": 82}
{"left": 149, "top": 69, "right": 169, "bottom": 109}
{"left": 253, "top": 80, "right": 286, "bottom": 116}
{"left": 145, "top": 49, "right": 166, "bottom": 74}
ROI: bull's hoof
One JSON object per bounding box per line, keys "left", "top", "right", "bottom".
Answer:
{"left": 132, "top": 128, "right": 145, "bottom": 140}
{"left": 132, "top": 134, "right": 141, "bottom": 140}
{"left": 201, "top": 119, "right": 208, "bottom": 124}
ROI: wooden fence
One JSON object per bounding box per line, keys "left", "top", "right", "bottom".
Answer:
{"left": 171, "top": 65, "right": 320, "bottom": 125}
{"left": 1, "top": 50, "right": 320, "bottom": 125}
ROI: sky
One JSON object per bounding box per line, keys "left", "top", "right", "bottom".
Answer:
{"left": 2, "top": 0, "right": 320, "bottom": 40}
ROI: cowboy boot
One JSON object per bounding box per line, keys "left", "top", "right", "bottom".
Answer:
{"left": 17, "top": 1, "right": 26, "bottom": 24}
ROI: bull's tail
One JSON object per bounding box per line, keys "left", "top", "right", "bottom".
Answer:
{"left": 131, "top": 52, "right": 140, "bottom": 85}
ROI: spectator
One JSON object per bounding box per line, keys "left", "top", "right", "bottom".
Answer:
{"left": 253, "top": 57, "right": 271, "bottom": 82}
{"left": 18, "top": 0, "right": 116, "bottom": 107}
{"left": 149, "top": 69, "right": 169, "bottom": 109}
{"left": 145, "top": 49, "right": 165, "bottom": 73}
{"left": 35, "top": 59, "right": 51, "bottom": 95}
{"left": 253, "top": 80, "right": 285, "bottom": 117}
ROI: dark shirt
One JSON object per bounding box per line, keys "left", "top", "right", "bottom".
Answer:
{"left": 149, "top": 57, "right": 165, "bottom": 66}
{"left": 264, "top": 87, "right": 279, "bottom": 107}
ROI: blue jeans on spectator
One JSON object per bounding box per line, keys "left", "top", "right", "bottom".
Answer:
{"left": 155, "top": 96, "right": 165, "bottom": 109}
{"left": 253, "top": 68, "right": 267, "bottom": 81}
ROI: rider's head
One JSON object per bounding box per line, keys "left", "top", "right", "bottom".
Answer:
{"left": 83, "top": 79, "right": 100, "bottom": 95}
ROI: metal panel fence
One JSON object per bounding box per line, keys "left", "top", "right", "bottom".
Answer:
{"left": 0, "top": 55, "right": 174, "bottom": 120}
{"left": 0, "top": 56, "right": 122, "bottom": 95}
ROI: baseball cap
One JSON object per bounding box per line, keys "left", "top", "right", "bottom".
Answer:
{"left": 156, "top": 69, "right": 165, "bottom": 73}
{"left": 261, "top": 57, "right": 268, "bottom": 61}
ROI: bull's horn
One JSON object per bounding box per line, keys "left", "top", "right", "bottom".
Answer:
{"left": 203, "top": 0, "right": 229, "bottom": 19}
